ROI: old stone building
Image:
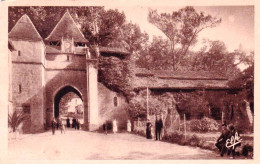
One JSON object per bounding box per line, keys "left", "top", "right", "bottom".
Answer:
{"left": 8, "top": 11, "right": 129, "bottom": 133}
{"left": 8, "top": 11, "right": 253, "bottom": 134}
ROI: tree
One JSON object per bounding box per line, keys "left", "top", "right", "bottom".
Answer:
{"left": 148, "top": 6, "right": 221, "bottom": 70}
{"left": 136, "top": 36, "right": 172, "bottom": 69}
{"left": 191, "top": 40, "right": 240, "bottom": 78}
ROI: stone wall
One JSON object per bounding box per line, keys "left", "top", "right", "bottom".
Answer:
{"left": 11, "top": 40, "right": 45, "bottom": 133}
{"left": 45, "top": 70, "right": 87, "bottom": 127}
{"left": 45, "top": 53, "right": 86, "bottom": 70}
{"left": 10, "top": 40, "right": 44, "bottom": 63}
{"left": 98, "top": 83, "right": 129, "bottom": 130}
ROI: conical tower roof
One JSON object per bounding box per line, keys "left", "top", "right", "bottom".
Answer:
{"left": 8, "top": 14, "right": 42, "bottom": 41}
{"left": 45, "top": 11, "right": 88, "bottom": 42}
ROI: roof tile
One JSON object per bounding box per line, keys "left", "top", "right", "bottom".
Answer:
{"left": 45, "top": 11, "right": 87, "bottom": 42}
{"left": 8, "top": 14, "right": 42, "bottom": 41}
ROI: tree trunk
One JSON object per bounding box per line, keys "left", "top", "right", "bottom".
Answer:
{"left": 170, "top": 40, "right": 175, "bottom": 70}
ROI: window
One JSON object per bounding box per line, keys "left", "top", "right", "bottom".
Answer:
{"left": 18, "top": 51, "right": 21, "bottom": 56}
{"left": 23, "top": 105, "right": 30, "bottom": 114}
{"left": 19, "top": 84, "right": 22, "bottom": 93}
{"left": 50, "top": 41, "right": 61, "bottom": 46}
{"left": 67, "top": 55, "right": 70, "bottom": 61}
{"left": 114, "top": 96, "right": 118, "bottom": 107}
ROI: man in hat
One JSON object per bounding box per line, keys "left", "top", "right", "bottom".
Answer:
{"left": 51, "top": 118, "right": 57, "bottom": 135}
{"left": 226, "top": 124, "right": 241, "bottom": 159}
{"left": 215, "top": 123, "right": 230, "bottom": 157}
{"left": 155, "top": 115, "right": 163, "bottom": 141}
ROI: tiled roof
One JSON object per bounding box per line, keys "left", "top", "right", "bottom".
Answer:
{"left": 45, "top": 11, "right": 88, "bottom": 42}
{"left": 133, "top": 68, "right": 230, "bottom": 89}
{"left": 8, "top": 40, "right": 16, "bottom": 51}
{"left": 8, "top": 14, "right": 42, "bottom": 41}
{"left": 135, "top": 68, "right": 227, "bottom": 80}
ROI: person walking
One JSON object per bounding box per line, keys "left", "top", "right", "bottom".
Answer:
{"left": 72, "top": 118, "right": 76, "bottom": 129}
{"left": 51, "top": 118, "right": 57, "bottom": 135}
{"left": 155, "top": 115, "right": 163, "bottom": 140}
{"left": 127, "top": 120, "right": 131, "bottom": 132}
{"left": 76, "top": 119, "right": 80, "bottom": 130}
{"left": 113, "top": 119, "right": 118, "bottom": 133}
{"left": 146, "top": 119, "right": 152, "bottom": 139}
{"left": 66, "top": 117, "right": 70, "bottom": 128}
{"left": 157, "top": 115, "right": 163, "bottom": 140}
{"left": 215, "top": 123, "right": 230, "bottom": 157}
{"left": 103, "top": 121, "right": 107, "bottom": 135}
{"left": 56, "top": 117, "right": 61, "bottom": 130}
{"left": 60, "top": 121, "right": 65, "bottom": 134}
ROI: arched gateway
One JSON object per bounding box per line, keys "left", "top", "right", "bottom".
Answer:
{"left": 54, "top": 86, "right": 83, "bottom": 119}
{"left": 8, "top": 11, "right": 130, "bottom": 133}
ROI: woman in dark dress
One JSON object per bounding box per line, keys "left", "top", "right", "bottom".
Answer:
{"left": 146, "top": 119, "right": 152, "bottom": 139}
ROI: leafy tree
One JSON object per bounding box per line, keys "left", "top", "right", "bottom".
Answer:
{"left": 136, "top": 36, "right": 173, "bottom": 69}
{"left": 148, "top": 6, "right": 221, "bottom": 70}
{"left": 191, "top": 40, "right": 240, "bottom": 78}
{"left": 108, "top": 22, "right": 149, "bottom": 53}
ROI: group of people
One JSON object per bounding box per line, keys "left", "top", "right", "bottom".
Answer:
{"left": 215, "top": 123, "right": 242, "bottom": 159}
{"left": 102, "top": 119, "right": 131, "bottom": 134}
{"left": 66, "top": 117, "right": 80, "bottom": 130}
{"left": 51, "top": 118, "right": 65, "bottom": 135}
{"left": 51, "top": 117, "right": 81, "bottom": 135}
{"left": 146, "top": 115, "right": 163, "bottom": 140}
{"left": 102, "top": 119, "right": 118, "bottom": 134}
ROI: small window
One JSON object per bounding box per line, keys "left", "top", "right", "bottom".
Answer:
{"left": 23, "top": 105, "right": 30, "bottom": 114}
{"left": 114, "top": 96, "right": 118, "bottom": 107}
{"left": 67, "top": 55, "right": 70, "bottom": 61}
{"left": 50, "top": 41, "right": 61, "bottom": 46}
{"left": 18, "top": 51, "right": 21, "bottom": 56}
{"left": 19, "top": 84, "right": 22, "bottom": 93}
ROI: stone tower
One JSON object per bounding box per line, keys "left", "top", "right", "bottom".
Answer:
{"left": 8, "top": 14, "right": 46, "bottom": 133}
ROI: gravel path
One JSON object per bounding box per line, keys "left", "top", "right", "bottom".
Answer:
{"left": 8, "top": 129, "right": 225, "bottom": 160}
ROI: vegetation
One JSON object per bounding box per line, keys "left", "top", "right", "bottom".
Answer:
{"left": 148, "top": 7, "right": 221, "bottom": 70}
{"left": 8, "top": 110, "right": 25, "bottom": 132}
{"left": 9, "top": 6, "right": 254, "bottom": 127}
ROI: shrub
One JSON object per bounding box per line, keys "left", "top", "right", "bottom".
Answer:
{"left": 162, "top": 131, "right": 188, "bottom": 145}
{"left": 188, "top": 134, "right": 200, "bottom": 147}
{"left": 188, "top": 117, "right": 220, "bottom": 132}
{"left": 8, "top": 110, "right": 25, "bottom": 132}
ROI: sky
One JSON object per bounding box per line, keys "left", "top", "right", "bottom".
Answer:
{"left": 106, "top": 6, "right": 254, "bottom": 53}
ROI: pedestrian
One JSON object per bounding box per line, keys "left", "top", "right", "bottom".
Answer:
{"left": 56, "top": 117, "right": 61, "bottom": 130}
{"left": 158, "top": 115, "right": 163, "bottom": 140}
{"left": 103, "top": 121, "right": 107, "bottom": 135}
{"left": 146, "top": 119, "right": 152, "bottom": 139}
{"left": 127, "top": 120, "right": 131, "bottom": 132}
{"left": 112, "top": 119, "right": 118, "bottom": 133}
{"left": 51, "top": 118, "right": 57, "bottom": 135}
{"left": 72, "top": 118, "right": 76, "bottom": 129}
{"left": 155, "top": 115, "right": 163, "bottom": 140}
{"left": 66, "top": 117, "right": 70, "bottom": 128}
{"left": 76, "top": 119, "right": 80, "bottom": 130}
{"left": 60, "top": 120, "right": 65, "bottom": 134}
{"left": 215, "top": 123, "right": 230, "bottom": 157}
{"left": 226, "top": 124, "right": 242, "bottom": 159}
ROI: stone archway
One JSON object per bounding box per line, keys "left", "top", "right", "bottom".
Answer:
{"left": 54, "top": 86, "right": 83, "bottom": 119}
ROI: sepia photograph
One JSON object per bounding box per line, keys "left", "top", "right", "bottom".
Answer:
{"left": 1, "top": 1, "right": 255, "bottom": 161}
